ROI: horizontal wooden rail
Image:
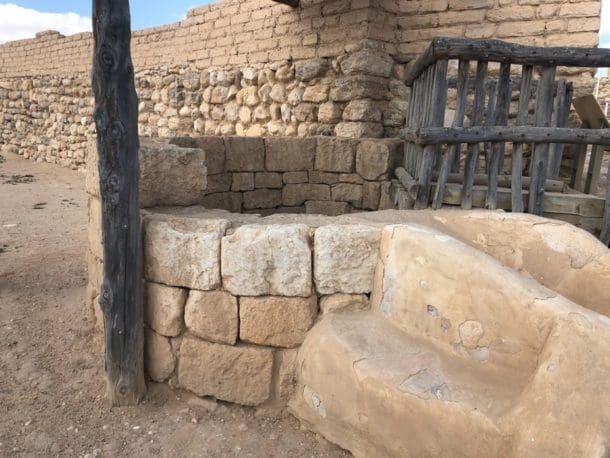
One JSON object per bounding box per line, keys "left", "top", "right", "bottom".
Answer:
{"left": 405, "top": 37, "right": 610, "bottom": 85}
{"left": 401, "top": 126, "right": 610, "bottom": 146}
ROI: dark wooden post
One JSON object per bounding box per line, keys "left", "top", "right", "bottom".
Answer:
{"left": 92, "top": 0, "right": 146, "bottom": 405}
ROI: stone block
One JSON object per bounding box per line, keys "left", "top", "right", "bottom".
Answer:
{"left": 305, "top": 201, "right": 351, "bottom": 216}
{"left": 201, "top": 192, "right": 243, "bottom": 212}
{"left": 144, "top": 216, "right": 230, "bottom": 290}
{"left": 179, "top": 337, "right": 273, "bottom": 406}
{"left": 255, "top": 172, "right": 283, "bottom": 189}
{"left": 283, "top": 171, "right": 309, "bottom": 184}
{"left": 139, "top": 139, "right": 207, "bottom": 207}
{"left": 314, "top": 225, "right": 381, "bottom": 294}
{"left": 206, "top": 173, "right": 232, "bottom": 193}
{"left": 342, "top": 100, "right": 382, "bottom": 122}
{"left": 88, "top": 197, "right": 103, "bottom": 260}
{"left": 222, "top": 224, "right": 312, "bottom": 297}
{"left": 335, "top": 122, "right": 384, "bottom": 138}
{"left": 329, "top": 75, "right": 390, "bottom": 102}
{"left": 340, "top": 49, "right": 394, "bottom": 77}
{"left": 240, "top": 296, "right": 318, "bottom": 348}
{"left": 295, "top": 58, "right": 329, "bottom": 82}
{"left": 362, "top": 181, "right": 382, "bottom": 210}
{"left": 309, "top": 171, "right": 340, "bottom": 185}
{"left": 243, "top": 189, "right": 282, "bottom": 210}
{"left": 356, "top": 140, "right": 401, "bottom": 180}
{"left": 232, "top": 172, "right": 254, "bottom": 191}
{"left": 265, "top": 137, "right": 316, "bottom": 171}
{"left": 320, "top": 294, "right": 369, "bottom": 314}
{"left": 145, "top": 282, "right": 187, "bottom": 337}
{"left": 331, "top": 183, "right": 363, "bottom": 207}
{"left": 274, "top": 349, "right": 300, "bottom": 404}
{"left": 145, "top": 329, "right": 176, "bottom": 383}
{"left": 318, "top": 102, "right": 343, "bottom": 123}
{"left": 283, "top": 184, "right": 331, "bottom": 206}
{"left": 185, "top": 290, "right": 238, "bottom": 345}
{"left": 315, "top": 137, "right": 356, "bottom": 173}
{"left": 224, "top": 136, "right": 265, "bottom": 172}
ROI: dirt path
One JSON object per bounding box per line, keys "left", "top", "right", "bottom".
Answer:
{"left": 0, "top": 152, "right": 348, "bottom": 457}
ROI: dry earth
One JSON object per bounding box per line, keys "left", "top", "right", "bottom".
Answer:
{"left": 0, "top": 152, "right": 349, "bottom": 458}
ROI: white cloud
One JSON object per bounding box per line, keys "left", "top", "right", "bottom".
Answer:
{"left": 0, "top": 3, "right": 91, "bottom": 44}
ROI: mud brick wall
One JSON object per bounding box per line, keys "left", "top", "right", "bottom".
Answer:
{"left": 0, "top": 0, "right": 603, "bottom": 169}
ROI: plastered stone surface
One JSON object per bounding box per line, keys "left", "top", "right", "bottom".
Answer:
{"left": 314, "top": 225, "right": 381, "bottom": 294}
{"left": 221, "top": 224, "right": 312, "bottom": 297}
{"left": 178, "top": 337, "right": 273, "bottom": 406}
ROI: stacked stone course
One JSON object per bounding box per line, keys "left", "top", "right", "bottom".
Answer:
{"left": 0, "top": 0, "right": 602, "bottom": 169}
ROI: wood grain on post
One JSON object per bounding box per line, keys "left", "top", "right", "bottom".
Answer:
{"left": 92, "top": 0, "right": 146, "bottom": 406}
{"left": 511, "top": 64, "right": 533, "bottom": 213}
{"left": 529, "top": 66, "right": 557, "bottom": 216}
{"left": 415, "top": 60, "right": 448, "bottom": 209}
{"left": 462, "top": 61, "right": 488, "bottom": 209}
{"left": 433, "top": 59, "right": 468, "bottom": 209}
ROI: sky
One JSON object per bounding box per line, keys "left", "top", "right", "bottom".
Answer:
{"left": 0, "top": 0, "right": 609, "bottom": 46}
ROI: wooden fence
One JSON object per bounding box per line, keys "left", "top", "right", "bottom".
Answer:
{"left": 398, "top": 37, "right": 610, "bottom": 245}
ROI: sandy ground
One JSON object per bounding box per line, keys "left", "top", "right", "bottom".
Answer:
{"left": 0, "top": 152, "right": 349, "bottom": 457}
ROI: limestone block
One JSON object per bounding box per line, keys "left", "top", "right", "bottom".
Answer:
{"left": 303, "top": 85, "right": 329, "bottom": 103}
{"left": 222, "top": 224, "right": 312, "bottom": 297}
{"left": 315, "top": 137, "right": 355, "bottom": 173}
{"left": 295, "top": 59, "right": 329, "bottom": 82}
{"left": 283, "top": 184, "right": 331, "bottom": 206}
{"left": 340, "top": 49, "right": 394, "bottom": 77}
{"left": 206, "top": 173, "right": 232, "bottom": 193}
{"left": 356, "top": 140, "right": 401, "bottom": 180}
{"left": 305, "top": 201, "right": 351, "bottom": 216}
{"left": 186, "top": 136, "right": 226, "bottom": 174}
{"left": 331, "top": 183, "right": 363, "bottom": 207}
{"left": 88, "top": 196, "right": 103, "bottom": 260}
{"left": 145, "top": 329, "right": 176, "bottom": 383}
{"left": 265, "top": 137, "right": 316, "bottom": 171}
{"left": 255, "top": 172, "right": 283, "bottom": 189}
{"left": 243, "top": 189, "right": 282, "bottom": 210}
{"left": 178, "top": 337, "right": 273, "bottom": 406}
{"left": 139, "top": 139, "right": 207, "bottom": 207}
{"left": 314, "top": 225, "right": 381, "bottom": 294}
{"left": 318, "top": 102, "right": 343, "bottom": 123}
{"left": 329, "top": 75, "right": 390, "bottom": 102}
{"left": 144, "top": 216, "right": 230, "bottom": 290}
{"left": 201, "top": 192, "right": 243, "bottom": 213}
{"left": 335, "top": 122, "right": 384, "bottom": 138}
{"left": 224, "top": 136, "right": 265, "bottom": 172}
{"left": 185, "top": 290, "right": 238, "bottom": 345}
{"left": 145, "top": 282, "right": 187, "bottom": 337}
{"left": 283, "top": 171, "right": 309, "bottom": 184}
{"left": 320, "top": 294, "right": 369, "bottom": 314}
{"left": 240, "top": 296, "right": 318, "bottom": 348}
{"left": 274, "top": 349, "right": 300, "bottom": 404}
{"left": 362, "top": 181, "right": 381, "bottom": 210}
{"left": 231, "top": 172, "right": 254, "bottom": 191}
{"left": 342, "top": 100, "right": 382, "bottom": 122}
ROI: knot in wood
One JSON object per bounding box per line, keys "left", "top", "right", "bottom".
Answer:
{"left": 108, "top": 121, "right": 125, "bottom": 140}
{"left": 98, "top": 44, "right": 118, "bottom": 71}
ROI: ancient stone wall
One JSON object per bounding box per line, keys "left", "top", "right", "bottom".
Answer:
{"left": 0, "top": 0, "right": 603, "bottom": 169}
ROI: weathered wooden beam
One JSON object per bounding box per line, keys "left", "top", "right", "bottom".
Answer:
{"left": 401, "top": 126, "right": 610, "bottom": 146}
{"left": 271, "top": 0, "right": 299, "bottom": 7}
{"left": 92, "top": 0, "right": 146, "bottom": 406}
{"left": 406, "top": 37, "right": 610, "bottom": 85}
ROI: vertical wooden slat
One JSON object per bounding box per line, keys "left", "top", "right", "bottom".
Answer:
{"left": 415, "top": 59, "right": 448, "bottom": 209}
{"left": 548, "top": 80, "right": 572, "bottom": 178}
{"left": 433, "top": 59, "right": 469, "bottom": 209}
{"left": 486, "top": 62, "right": 511, "bottom": 209}
{"left": 462, "top": 61, "right": 488, "bottom": 209}
{"left": 404, "top": 78, "right": 418, "bottom": 176}
{"left": 511, "top": 65, "right": 533, "bottom": 213}
{"left": 585, "top": 142, "right": 604, "bottom": 194}
{"left": 484, "top": 80, "right": 497, "bottom": 171}
{"left": 571, "top": 120, "right": 590, "bottom": 191}
{"left": 601, "top": 159, "right": 610, "bottom": 245}
{"left": 529, "top": 66, "right": 557, "bottom": 216}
